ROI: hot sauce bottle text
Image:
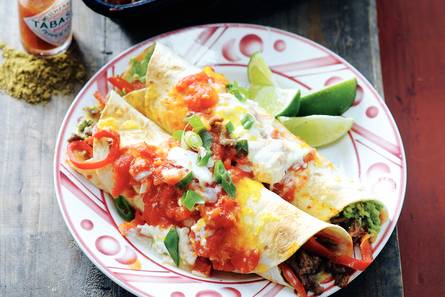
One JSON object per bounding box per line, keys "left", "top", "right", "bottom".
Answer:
{"left": 18, "top": 0, "right": 72, "bottom": 55}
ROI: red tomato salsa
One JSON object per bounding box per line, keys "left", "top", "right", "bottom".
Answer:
{"left": 91, "top": 136, "right": 259, "bottom": 274}
{"left": 192, "top": 196, "right": 260, "bottom": 274}
{"left": 111, "top": 143, "right": 196, "bottom": 227}
{"left": 175, "top": 72, "right": 219, "bottom": 112}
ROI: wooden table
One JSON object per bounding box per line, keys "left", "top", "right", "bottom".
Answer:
{"left": 377, "top": 1, "right": 445, "bottom": 296}
{"left": 0, "top": 0, "right": 404, "bottom": 296}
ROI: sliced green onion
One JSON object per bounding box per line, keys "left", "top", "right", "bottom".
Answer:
{"left": 241, "top": 113, "right": 255, "bottom": 130}
{"left": 176, "top": 172, "right": 193, "bottom": 189}
{"left": 187, "top": 115, "right": 206, "bottom": 133}
{"left": 227, "top": 81, "right": 247, "bottom": 102}
{"left": 213, "top": 160, "right": 236, "bottom": 197}
{"left": 214, "top": 160, "right": 226, "bottom": 183}
{"left": 197, "top": 149, "right": 212, "bottom": 167}
{"left": 221, "top": 175, "right": 236, "bottom": 198}
{"left": 235, "top": 139, "right": 249, "bottom": 155}
{"left": 225, "top": 121, "right": 235, "bottom": 135}
{"left": 172, "top": 130, "right": 184, "bottom": 141}
{"left": 114, "top": 196, "right": 135, "bottom": 222}
{"left": 181, "top": 190, "right": 205, "bottom": 211}
{"left": 199, "top": 130, "right": 213, "bottom": 150}
{"left": 164, "top": 228, "right": 180, "bottom": 266}
{"left": 184, "top": 131, "right": 203, "bottom": 151}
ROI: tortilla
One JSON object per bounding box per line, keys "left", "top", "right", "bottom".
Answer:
{"left": 67, "top": 91, "right": 353, "bottom": 286}
{"left": 124, "top": 42, "right": 387, "bottom": 223}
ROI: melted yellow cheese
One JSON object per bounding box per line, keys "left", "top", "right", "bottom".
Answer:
{"left": 235, "top": 178, "right": 279, "bottom": 254}
{"left": 97, "top": 117, "right": 119, "bottom": 130}
{"left": 97, "top": 117, "right": 141, "bottom": 132}
{"left": 121, "top": 119, "right": 140, "bottom": 130}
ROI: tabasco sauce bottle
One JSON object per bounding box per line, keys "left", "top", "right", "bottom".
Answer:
{"left": 18, "top": 0, "right": 72, "bottom": 55}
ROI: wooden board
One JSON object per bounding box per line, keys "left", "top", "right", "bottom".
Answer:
{"left": 0, "top": 0, "right": 403, "bottom": 296}
{"left": 377, "top": 0, "right": 445, "bottom": 296}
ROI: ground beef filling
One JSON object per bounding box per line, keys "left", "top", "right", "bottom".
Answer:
{"left": 285, "top": 250, "right": 354, "bottom": 295}
{"left": 330, "top": 216, "right": 368, "bottom": 244}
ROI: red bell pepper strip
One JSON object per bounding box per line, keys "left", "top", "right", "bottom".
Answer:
{"left": 331, "top": 254, "right": 370, "bottom": 271}
{"left": 108, "top": 76, "right": 143, "bottom": 94}
{"left": 131, "top": 80, "right": 145, "bottom": 90}
{"left": 304, "top": 238, "right": 370, "bottom": 271}
{"left": 279, "top": 263, "right": 308, "bottom": 297}
{"left": 94, "top": 91, "right": 107, "bottom": 107}
{"left": 67, "top": 140, "right": 93, "bottom": 164}
{"left": 68, "top": 130, "right": 120, "bottom": 170}
{"left": 360, "top": 235, "right": 374, "bottom": 262}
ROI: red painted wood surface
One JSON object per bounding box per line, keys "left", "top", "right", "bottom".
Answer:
{"left": 377, "top": 1, "right": 445, "bottom": 296}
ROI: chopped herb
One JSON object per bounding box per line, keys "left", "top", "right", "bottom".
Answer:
{"left": 187, "top": 115, "right": 206, "bottom": 133}
{"left": 225, "top": 121, "right": 235, "bottom": 135}
{"left": 197, "top": 149, "right": 212, "bottom": 166}
{"left": 176, "top": 172, "right": 193, "bottom": 189}
{"left": 213, "top": 160, "right": 236, "bottom": 197}
{"left": 199, "top": 130, "right": 213, "bottom": 150}
{"left": 113, "top": 196, "right": 135, "bottom": 222}
{"left": 181, "top": 190, "right": 205, "bottom": 211}
{"left": 164, "top": 228, "right": 180, "bottom": 266}
{"left": 184, "top": 131, "right": 203, "bottom": 151}
{"left": 235, "top": 140, "right": 249, "bottom": 155}
{"left": 241, "top": 113, "right": 255, "bottom": 129}
{"left": 172, "top": 130, "right": 184, "bottom": 141}
{"left": 77, "top": 119, "right": 93, "bottom": 134}
{"left": 227, "top": 81, "right": 248, "bottom": 102}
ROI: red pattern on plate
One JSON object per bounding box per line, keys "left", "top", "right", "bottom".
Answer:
{"left": 367, "top": 162, "right": 391, "bottom": 178}
{"left": 239, "top": 34, "right": 263, "bottom": 56}
{"left": 80, "top": 219, "right": 94, "bottom": 230}
{"left": 273, "top": 39, "right": 286, "bottom": 52}
{"left": 221, "top": 287, "right": 242, "bottom": 297}
{"left": 324, "top": 76, "right": 343, "bottom": 86}
{"left": 353, "top": 84, "right": 364, "bottom": 106}
{"left": 184, "top": 26, "right": 218, "bottom": 58}
{"left": 273, "top": 55, "right": 339, "bottom": 73}
{"left": 195, "top": 290, "right": 223, "bottom": 297}
{"left": 222, "top": 38, "right": 241, "bottom": 62}
{"left": 96, "top": 235, "right": 121, "bottom": 256}
{"left": 115, "top": 246, "right": 138, "bottom": 265}
{"left": 351, "top": 123, "right": 402, "bottom": 159}
{"left": 366, "top": 106, "right": 379, "bottom": 118}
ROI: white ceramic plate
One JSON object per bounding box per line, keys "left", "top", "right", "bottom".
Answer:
{"left": 54, "top": 23, "right": 406, "bottom": 297}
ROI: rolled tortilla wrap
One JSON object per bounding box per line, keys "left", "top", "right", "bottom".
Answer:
{"left": 124, "top": 42, "right": 387, "bottom": 227}
{"left": 67, "top": 91, "right": 353, "bottom": 287}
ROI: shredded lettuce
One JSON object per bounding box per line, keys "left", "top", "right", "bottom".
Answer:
{"left": 341, "top": 201, "right": 384, "bottom": 237}
{"left": 124, "top": 44, "right": 155, "bottom": 83}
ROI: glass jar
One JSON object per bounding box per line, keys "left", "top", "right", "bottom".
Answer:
{"left": 18, "top": 0, "right": 72, "bottom": 55}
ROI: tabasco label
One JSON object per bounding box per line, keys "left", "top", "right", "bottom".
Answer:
{"left": 24, "top": 0, "right": 72, "bottom": 46}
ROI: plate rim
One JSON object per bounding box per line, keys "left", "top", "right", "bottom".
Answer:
{"left": 53, "top": 22, "right": 407, "bottom": 297}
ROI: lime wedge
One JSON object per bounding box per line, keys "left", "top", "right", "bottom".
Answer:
{"left": 247, "top": 52, "right": 274, "bottom": 86}
{"left": 278, "top": 115, "right": 354, "bottom": 147}
{"left": 298, "top": 78, "right": 357, "bottom": 116}
{"left": 250, "top": 86, "right": 301, "bottom": 117}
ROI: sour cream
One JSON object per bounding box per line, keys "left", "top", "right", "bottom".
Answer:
{"left": 167, "top": 147, "right": 213, "bottom": 185}
{"left": 248, "top": 139, "right": 310, "bottom": 184}
{"left": 138, "top": 224, "right": 197, "bottom": 267}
